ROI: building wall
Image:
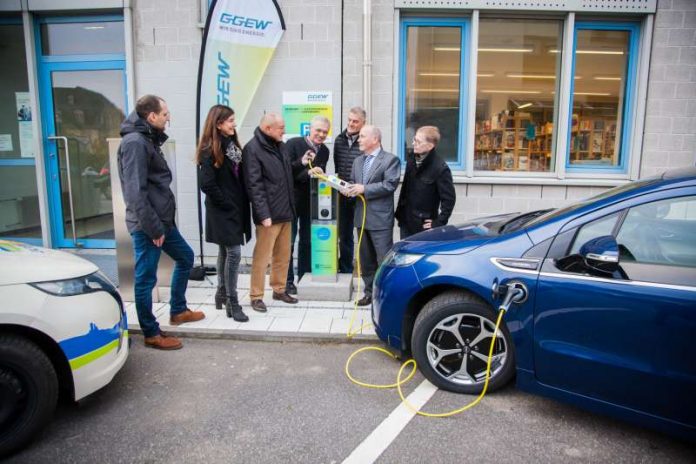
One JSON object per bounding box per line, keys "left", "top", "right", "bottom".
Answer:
{"left": 642, "top": 0, "right": 696, "bottom": 178}
{"left": 130, "top": 0, "right": 696, "bottom": 259}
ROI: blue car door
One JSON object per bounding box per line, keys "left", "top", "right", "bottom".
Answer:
{"left": 533, "top": 189, "right": 696, "bottom": 428}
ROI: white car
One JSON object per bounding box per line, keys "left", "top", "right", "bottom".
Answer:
{"left": 0, "top": 240, "right": 129, "bottom": 456}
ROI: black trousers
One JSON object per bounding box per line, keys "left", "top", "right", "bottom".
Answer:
{"left": 287, "top": 211, "right": 311, "bottom": 284}
{"left": 338, "top": 195, "right": 356, "bottom": 273}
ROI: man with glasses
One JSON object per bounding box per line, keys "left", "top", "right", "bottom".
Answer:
{"left": 396, "top": 126, "right": 456, "bottom": 239}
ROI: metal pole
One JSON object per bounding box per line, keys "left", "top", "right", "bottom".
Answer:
{"left": 47, "top": 136, "right": 78, "bottom": 246}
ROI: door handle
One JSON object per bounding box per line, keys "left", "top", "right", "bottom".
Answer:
{"left": 47, "top": 136, "right": 78, "bottom": 246}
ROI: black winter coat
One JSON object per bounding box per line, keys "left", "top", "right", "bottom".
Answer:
{"left": 396, "top": 149, "right": 456, "bottom": 235}
{"left": 117, "top": 111, "right": 176, "bottom": 239}
{"left": 198, "top": 138, "right": 252, "bottom": 246}
{"left": 333, "top": 129, "right": 362, "bottom": 181}
{"left": 287, "top": 136, "right": 329, "bottom": 215}
{"left": 242, "top": 128, "right": 296, "bottom": 225}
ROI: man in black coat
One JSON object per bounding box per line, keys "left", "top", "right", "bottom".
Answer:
{"left": 243, "top": 113, "right": 311, "bottom": 312}
{"left": 285, "top": 116, "right": 331, "bottom": 293}
{"left": 118, "top": 95, "right": 204, "bottom": 350}
{"left": 333, "top": 106, "right": 366, "bottom": 273}
{"left": 396, "top": 125, "right": 456, "bottom": 239}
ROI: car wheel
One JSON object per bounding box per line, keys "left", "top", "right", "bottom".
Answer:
{"left": 0, "top": 334, "right": 58, "bottom": 457}
{"left": 412, "top": 291, "right": 515, "bottom": 394}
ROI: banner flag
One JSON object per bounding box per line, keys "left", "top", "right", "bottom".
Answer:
{"left": 196, "top": 0, "right": 285, "bottom": 137}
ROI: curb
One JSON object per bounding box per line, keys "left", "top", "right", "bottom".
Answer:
{"left": 127, "top": 325, "right": 380, "bottom": 345}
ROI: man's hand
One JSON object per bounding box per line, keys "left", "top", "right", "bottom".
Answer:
{"left": 152, "top": 235, "right": 165, "bottom": 247}
{"left": 301, "top": 150, "right": 316, "bottom": 166}
{"left": 344, "top": 183, "right": 365, "bottom": 197}
{"left": 261, "top": 218, "right": 272, "bottom": 227}
{"left": 308, "top": 166, "right": 324, "bottom": 177}
{"left": 423, "top": 219, "right": 433, "bottom": 230}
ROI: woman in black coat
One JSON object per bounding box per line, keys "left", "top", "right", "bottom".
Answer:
{"left": 196, "top": 105, "right": 251, "bottom": 322}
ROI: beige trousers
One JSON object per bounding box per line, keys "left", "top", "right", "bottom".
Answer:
{"left": 250, "top": 221, "right": 292, "bottom": 300}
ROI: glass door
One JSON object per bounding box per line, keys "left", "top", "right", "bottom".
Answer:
{"left": 37, "top": 16, "right": 126, "bottom": 248}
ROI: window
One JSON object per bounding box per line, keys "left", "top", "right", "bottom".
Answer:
{"left": 567, "top": 23, "right": 639, "bottom": 172}
{"left": 0, "top": 19, "right": 42, "bottom": 241}
{"left": 616, "top": 197, "right": 696, "bottom": 268}
{"left": 400, "top": 18, "right": 469, "bottom": 167}
{"left": 40, "top": 20, "right": 124, "bottom": 56}
{"left": 569, "top": 212, "right": 619, "bottom": 255}
{"left": 474, "top": 19, "right": 563, "bottom": 173}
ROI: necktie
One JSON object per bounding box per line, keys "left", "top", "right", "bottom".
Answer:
{"left": 362, "top": 155, "right": 375, "bottom": 182}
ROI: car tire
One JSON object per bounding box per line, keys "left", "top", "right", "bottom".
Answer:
{"left": 412, "top": 291, "right": 516, "bottom": 394}
{"left": 0, "top": 334, "right": 58, "bottom": 457}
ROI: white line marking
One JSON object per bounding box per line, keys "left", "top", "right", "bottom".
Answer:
{"left": 342, "top": 380, "right": 438, "bottom": 464}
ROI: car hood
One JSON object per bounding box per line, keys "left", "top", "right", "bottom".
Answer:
{"left": 0, "top": 241, "right": 98, "bottom": 285}
{"left": 395, "top": 212, "right": 518, "bottom": 255}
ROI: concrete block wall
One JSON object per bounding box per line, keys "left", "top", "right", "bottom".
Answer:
{"left": 641, "top": 0, "right": 696, "bottom": 177}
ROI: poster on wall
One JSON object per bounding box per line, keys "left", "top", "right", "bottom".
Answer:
{"left": 282, "top": 91, "right": 333, "bottom": 142}
{"left": 0, "top": 135, "right": 13, "bottom": 152}
{"left": 15, "top": 92, "right": 34, "bottom": 158}
{"left": 196, "top": 0, "right": 286, "bottom": 136}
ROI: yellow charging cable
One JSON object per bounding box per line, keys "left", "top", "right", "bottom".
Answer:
{"left": 308, "top": 157, "right": 505, "bottom": 417}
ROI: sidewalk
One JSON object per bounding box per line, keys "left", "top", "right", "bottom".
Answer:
{"left": 124, "top": 274, "right": 378, "bottom": 343}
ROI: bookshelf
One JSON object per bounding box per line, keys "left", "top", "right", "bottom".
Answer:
{"left": 569, "top": 115, "right": 617, "bottom": 165}
{"left": 474, "top": 111, "right": 552, "bottom": 172}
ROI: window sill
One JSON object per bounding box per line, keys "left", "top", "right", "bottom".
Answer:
{"left": 450, "top": 174, "right": 630, "bottom": 187}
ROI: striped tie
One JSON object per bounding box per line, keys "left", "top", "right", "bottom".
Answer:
{"left": 362, "top": 155, "right": 375, "bottom": 182}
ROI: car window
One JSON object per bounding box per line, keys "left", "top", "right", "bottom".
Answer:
{"left": 616, "top": 196, "right": 696, "bottom": 268}
{"left": 569, "top": 212, "right": 621, "bottom": 255}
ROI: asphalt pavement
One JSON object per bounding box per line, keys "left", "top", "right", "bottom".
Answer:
{"left": 6, "top": 337, "right": 695, "bottom": 463}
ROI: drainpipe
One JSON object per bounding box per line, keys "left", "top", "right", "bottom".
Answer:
{"left": 363, "top": 0, "right": 372, "bottom": 118}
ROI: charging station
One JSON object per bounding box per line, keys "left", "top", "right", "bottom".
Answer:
{"left": 296, "top": 177, "right": 353, "bottom": 301}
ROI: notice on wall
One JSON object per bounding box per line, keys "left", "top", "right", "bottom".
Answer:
{"left": 0, "top": 134, "right": 12, "bottom": 152}
{"left": 282, "top": 91, "right": 333, "bottom": 142}
{"left": 15, "top": 92, "right": 34, "bottom": 158}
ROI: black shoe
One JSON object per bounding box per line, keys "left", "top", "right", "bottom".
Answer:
{"left": 251, "top": 299, "right": 267, "bottom": 313}
{"left": 286, "top": 282, "right": 298, "bottom": 295}
{"left": 215, "top": 287, "right": 226, "bottom": 310}
{"left": 356, "top": 295, "right": 372, "bottom": 306}
{"left": 226, "top": 298, "right": 249, "bottom": 322}
{"left": 273, "top": 291, "right": 298, "bottom": 304}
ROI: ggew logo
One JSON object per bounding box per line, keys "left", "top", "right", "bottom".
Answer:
{"left": 220, "top": 13, "right": 273, "bottom": 30}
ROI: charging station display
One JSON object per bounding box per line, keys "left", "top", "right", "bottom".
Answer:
{"left": 310, "top": 178, "right": 339, "bottom": 277}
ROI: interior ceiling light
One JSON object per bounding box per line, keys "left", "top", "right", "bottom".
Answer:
{"left": 477, "top": 73, "right": 495, "bottom": 77}
{"left": 549, "top": 49, "right": 624, "bottom": 55}
{"left": 84, "top": 25, "right": 105, "bottom": 30}
{"left": 517, "top": 102, "right": 533, "bottom": 109}
{"left": 410, "top": 88, "right": 459, "bottom": 93}
{"left": 594, "top": 76, "right": 622, "bottom": 81}
{"left": 433, "top": 47, "right": 460, "bottom": 51}
{"left": 507, "top": 73, "right": 555, "bottom": 79}
{"left": 419, "top": 72, "right": 459, "bottom": 77}
{"left": 481, "top": 90, "right": 542, "bottom": 94}
{"left": 574, "top": 92, "right": 612, "bottom": 96}
{"left": 479, "top": 47, "right": 533, "bottom": 53}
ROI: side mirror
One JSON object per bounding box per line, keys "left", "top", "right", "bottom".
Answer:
{"left": 579, "top": 235, "right": 619, "bottom": 274}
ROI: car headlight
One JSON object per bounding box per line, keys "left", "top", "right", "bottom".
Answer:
{"left": 383, "top": 250, "right": 424, "bottom": 267}
{"left": 31, "top": 271, "right": 117, "bottom": 297}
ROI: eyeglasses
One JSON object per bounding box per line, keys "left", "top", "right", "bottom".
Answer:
{"left": 412, "top": 137, "right": 429, "bottom": 145}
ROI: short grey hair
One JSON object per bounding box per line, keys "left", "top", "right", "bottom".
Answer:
{"left": 349, "top": 106, "right": 366, "bottom": 122}
{"left": 362, "top": 125, "right": 381, "bottom": 142}
{"left": 260, "top": 112, "right": 282, "bottom": 127}
{"left": 310, "top": 115, "right": 330, "bottom": 128}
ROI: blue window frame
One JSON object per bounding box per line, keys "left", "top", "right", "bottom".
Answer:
{"left": 398, "top": 17, "right": 470, "bottom": 170}
{"left": 566, "top": 22, "right": 640, "bottom": 174}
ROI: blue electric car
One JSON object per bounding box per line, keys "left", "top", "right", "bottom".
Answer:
{"left": 372, "top": 168, "right": 696, "bottom": 440}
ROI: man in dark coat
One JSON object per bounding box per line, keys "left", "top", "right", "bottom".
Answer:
{"left": 333, "top": 107, "right": 366, "bottom": 273}
{"left": 117, "top": 94, "right": 204, "bottom": 350}
{"left": 396, "top": 126, "right": 456, "bottom": 239}
{"left": 285, "top": 116, "right": 331, "bottom": 293}
{"left": 243, "top": 113, "right": 309, "bottom": 312}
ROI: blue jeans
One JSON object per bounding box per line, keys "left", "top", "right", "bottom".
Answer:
{"left": 131, "top": 227, "right": 194, "bottom": 337}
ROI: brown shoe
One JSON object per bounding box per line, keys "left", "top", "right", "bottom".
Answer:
{"left": 169, "top": 309, "right": 205, "bottom": 325}
{"left": 250, "top": 299, "right": 267, "bottom": 312}
{"left": 144, "top": 333, "right": 183, "bottom": 350}
{"left": 273, "top": 291, "right": 298, "bottom": 304}
{"left": 356, "top": 295, "right": 372, "bottom": 306}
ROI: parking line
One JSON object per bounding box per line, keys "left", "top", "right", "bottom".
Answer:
{"left": 342, "top": 380, "right": 438, "bottom": 464}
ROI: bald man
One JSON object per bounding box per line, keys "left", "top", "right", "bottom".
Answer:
{"left": 243, "top": 113, "right": 312, "bottom": 311}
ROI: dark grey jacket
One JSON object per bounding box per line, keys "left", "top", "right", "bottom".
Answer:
{"left": 350, "top": 149, "right": 401, "bottom": 231}
{"left": 117, "top": 111, "right": 176, "bottom": 239}
{"left": 333, "top": 129, "right": 362, "bottom": 181}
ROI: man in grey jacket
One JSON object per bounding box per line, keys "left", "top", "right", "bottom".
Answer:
{"left": 344, "top": 125, "right": 400, "bottom": 306}
{"left": 118, "top": 95, "right": 204, "bottom": 350}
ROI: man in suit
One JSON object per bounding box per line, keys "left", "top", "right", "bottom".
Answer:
{"left": 344, "top": 125, "right": 400, "bottom": 306}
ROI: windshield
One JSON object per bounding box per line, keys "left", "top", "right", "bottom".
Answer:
{"left": 524, "top": 178, "right": 659, "bottom": 228}
{"left": 499, "top": 209, "right": 554, "bottom": 234}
